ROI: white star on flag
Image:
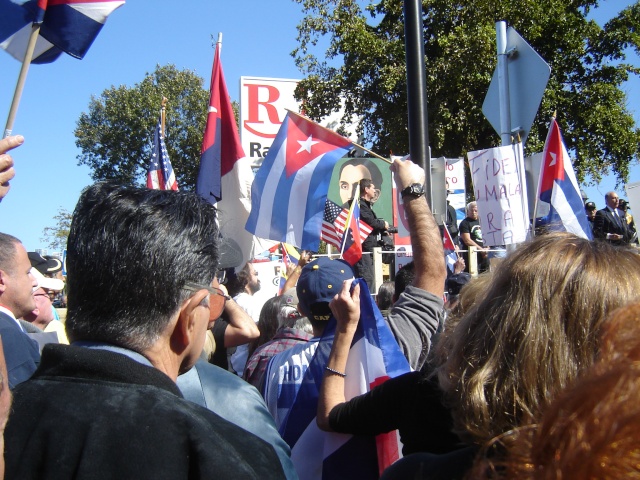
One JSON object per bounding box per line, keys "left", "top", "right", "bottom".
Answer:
{"left": 297, "top": 135, "right": 319, "bottom": 154}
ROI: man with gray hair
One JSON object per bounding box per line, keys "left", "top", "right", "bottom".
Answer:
{"left": 4, "top": 183, "right": 284, "bottom": 479}
{"left": 0, "top": 233, "right": 40, "bottom": 388}
{"left": 594, "top": 191, "right": 630, "bottom": 245}
{"left": 459, "top": 201, "right": 489, "bottom": 273}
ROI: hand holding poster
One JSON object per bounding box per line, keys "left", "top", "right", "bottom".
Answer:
{"left": 467, "top": 144, "right": 529, "bottom": 246}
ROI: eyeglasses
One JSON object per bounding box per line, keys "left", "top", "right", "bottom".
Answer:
{"left": 182, "top": 281, "right": 229, "bottom": 320}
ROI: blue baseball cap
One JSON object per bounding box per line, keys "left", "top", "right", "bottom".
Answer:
{"left": 296, "top": 257, "right": 354, "bottom": 321}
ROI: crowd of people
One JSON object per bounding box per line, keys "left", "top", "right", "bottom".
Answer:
{"left": 1, "top": 134, "right": 640, "bottom": 479}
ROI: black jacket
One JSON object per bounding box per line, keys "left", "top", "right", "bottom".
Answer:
{"left": 5, "top": 344, "right": 285, "bottom": 479}
{"left": 359, "top": 198, "right": 387, "bottom": 251}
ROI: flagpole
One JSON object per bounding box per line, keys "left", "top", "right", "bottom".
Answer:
{"left": 4, "top": 23, "right": 42, "bottom": 138}
{"left": 531, "top": 112, "right": 556, "bottom": 237}
{"left": 340, "top": 184, "right": 360, "bottom": 259}
{"left": 160, "top": 97, "right": 167, "bottom": 138}
{"left": 286, "top": 109, "right": 392, "bottom": 164}
{"left": 513, "top": 131, "right": 530, "bottom": 241}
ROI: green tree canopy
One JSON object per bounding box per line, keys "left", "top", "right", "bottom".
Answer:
{"left": 292, "top": 0, "right": 640, "bottom": 184}
{"left": 41, "top": 207, "right": 72, "bottom": 251}
{"left": 75, "top": 64, "right": 210, "bottom": 189}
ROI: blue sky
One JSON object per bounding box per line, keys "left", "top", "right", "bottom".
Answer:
{"left": 0, "top": 0, "right": 637, "bottom": 251}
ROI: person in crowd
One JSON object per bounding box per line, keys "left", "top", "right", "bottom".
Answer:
{"left": 585, "top": 200, "right": 597, "bottom": 233}
{"left": 354, "top": 177, "right": 391, "bottom": 289}
{"left": 244, "top": 296, "right": 313, "bottom": 393}
{"left": 470, "top": 302, "right": 640, "bottom": 479}
{"left": 3, "top": 182, "right": 285, "bottom": 479}
{"left": 22, "top": 269, "right": 68, "bottom": 344}
{"left": 445, "top": 180, "right": 459, "bottom": 245}
{"left": 594, "top": 191, "right": 630, "bottom": 244}
{"left": 247, "top": 295, "right": 286, "bottom": 361}
{"left": 227, "top": 262, "right": 263, "bottom": 375}
{"left": 0, "top": 233, "right": 41, "bottom": 389}
{"left": 321, "top": 231, "right": 640, "bottom": 480}
{"left": 618, "top": 198, "right": 637, "bottom": 243}
{"left": 177, "top": 294, "right": 298, "bottom": 480}
{"left": 208, "top": 279, "right": 260, "bottom": 372}
{"left": 316, "top": 156, "right": 453, "bottom": 458}
{"left": 376, "top": 281, "right": 395, "bottom": 319}
{"left": 0, "top": 342, "right": 11, "bottom": 479}
{"left": 0, "top": 135, "right": 22, "bottom": 201}
{"left": 263, "top": 256, "right": 355, "bottom": 429}
{"left": 459, "top": 201, "right": 489, "bottom": 273}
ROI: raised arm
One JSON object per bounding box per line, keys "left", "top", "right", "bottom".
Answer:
{"left": 386, "top": 158, "right": 447, "bottom": 370}
{"left": 218, "top": 284, "right": 259, "bottom": 348}
{"left": 391, "top": 158, "right": 446, "bottom": 296}
{"left": 281, "top": 250, "right": 312, "bottom": 293}
{"left": 317, "top": 280, "right": 360, "bottom": 431}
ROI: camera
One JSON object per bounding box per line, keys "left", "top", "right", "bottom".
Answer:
{"left": 386, "top": 226, "right": 398, "bottom": 234}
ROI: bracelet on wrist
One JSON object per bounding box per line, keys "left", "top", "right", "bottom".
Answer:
{"left": 325, "top": 366, "right": 347, "bottom": 378}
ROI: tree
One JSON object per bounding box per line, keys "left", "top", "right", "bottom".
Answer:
{"left": 292, "top": 0, "right": 640, "bottom": 184}
{"left": 75, "top": 65, "right": 211, "bottom": 189}
{"left": 41, "top": 208, "right": 72, "bottom": 251}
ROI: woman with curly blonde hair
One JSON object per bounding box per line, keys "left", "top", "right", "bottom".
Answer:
{"left": 437, "top": 232, "right": 640, "bottom": 446}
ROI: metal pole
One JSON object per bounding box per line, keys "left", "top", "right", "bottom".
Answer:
{"left": 403, "top": 0, "right": 431, "bottom": 204}
{"left": 496, "top": 21, "right": 512, "bottom": 147}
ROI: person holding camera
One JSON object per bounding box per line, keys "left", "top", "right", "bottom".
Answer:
{"left": 354, "top": 177, "right": 392, "bottom": 290}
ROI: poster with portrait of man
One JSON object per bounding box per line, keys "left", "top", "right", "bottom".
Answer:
{"left": 327, "top": 157, "right": 394, "bottom": 223}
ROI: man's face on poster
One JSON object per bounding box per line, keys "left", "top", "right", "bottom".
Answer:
{"left": 339, "top": 164, "right": 372, "bottom": 204}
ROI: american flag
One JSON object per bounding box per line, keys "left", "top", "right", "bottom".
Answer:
{"left": 321, "top": 199, "right": 372, "bottom": 249}
{"left": 147, "top": 116, "right": 178, "bottom": 191}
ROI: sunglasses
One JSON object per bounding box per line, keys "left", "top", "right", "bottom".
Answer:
{"left": 182, "top": 281, "right": 230, "bottom": 321}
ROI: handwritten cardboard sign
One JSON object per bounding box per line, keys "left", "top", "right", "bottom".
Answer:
{"left": 467, "top": 144, "right": 529, "bottom": 246}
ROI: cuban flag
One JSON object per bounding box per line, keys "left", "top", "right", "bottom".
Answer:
{"left": 197, "top": 40, "right": 272, "bottom": 265}
{"left": 0, "top": 0, "right": 125, "bottom": 64}
{"left": 280, "top": 279, "right": 410, "bottom": 480}
{"left": 536, "top": 117, "right": 593, "bottom": 240}
{"left": 245, "top": 111, "right": 354, "bottom": 251}
{"left": 146, "top": 115, "right": 178, "bottom": 191}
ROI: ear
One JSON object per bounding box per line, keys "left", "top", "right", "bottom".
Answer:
{"left": 0, "top": 269, "right": 7, "bottom": 295}
{"left": 170, "top": 290, "right": 208, "bottom": 353}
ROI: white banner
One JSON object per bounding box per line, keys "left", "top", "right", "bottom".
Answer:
{"left": 626, "top": 182, "right": 640, "bottom": 217}
{"left": 468, "top": 144, "right": 529, "bottom": 246}
{"left": 240, "top": 77, "right": 300, "bottom": 162}
{"left": 240, "top": 77, "right": 361, "bottom": 163}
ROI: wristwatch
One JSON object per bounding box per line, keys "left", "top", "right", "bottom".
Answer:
{"left": 401, "top": 183, "right": 425, "bottom": 199}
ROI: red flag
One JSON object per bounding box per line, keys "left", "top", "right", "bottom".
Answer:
{"left": 197, "top": 40, "right": 273, "bottom": 265}
{"left": 197, "top": 41, "right": 245, "bottom": 202}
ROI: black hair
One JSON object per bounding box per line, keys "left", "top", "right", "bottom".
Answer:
{"left": 394, "top": 261, "right": 415, "bottom": 299}
{"left": 247, "top": 295, "right": 285, "bottom": 357}
{"left": 376, "top": 281, "right": 395, "bottom": 310}
{"left": 225, "top": 262, "right": 252, "bottom": 297}
{"left": 65, "top": 182, "right": 219, "bottom": 351}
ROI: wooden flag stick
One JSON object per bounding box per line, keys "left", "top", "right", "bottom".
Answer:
{"left": 4, "top": 23, "right": 42, "bottom": 138}
{"left": 286, "top": 109, "right": 392, "bottom": 164}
